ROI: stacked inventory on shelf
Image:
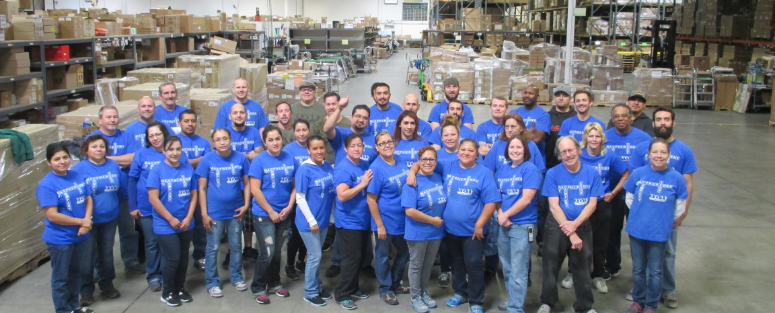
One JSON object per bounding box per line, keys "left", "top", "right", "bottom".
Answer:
{"left": 422, "top": 30, "right": 544, "bottom": 51}
{"left": 289, "top": 28, "right": 366, "bottom": 55}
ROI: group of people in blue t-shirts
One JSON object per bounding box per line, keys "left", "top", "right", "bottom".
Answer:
{"left": 35, "top": 80, "right": 696, "bottom": 313}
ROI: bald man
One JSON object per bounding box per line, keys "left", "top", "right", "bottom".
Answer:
{"left": 214, "top": 78, "right": 270, "bottom": 133}
{"left": 386, "top": 94, "right": 432, "bottom": 137}
{"left": 227, "top": 102, "right": 263, "bottom": 161}
{"left": 509, "top": 84, "right": 551, "bottom": 158}
{"left": 125, "top": 97, "right": 173, "bottom": 150}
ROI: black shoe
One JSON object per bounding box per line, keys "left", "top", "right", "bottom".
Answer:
{"left": 285, "top": 264, "right": 300, "bottom": 280}
{"left": 528, "top": 276, "right": 532, "bottom": 287}
{"left": 325, "top": 265, "right": 340, "bottom": 278}
{"left": 125, "top": 264, "right": 146, "bottom": 275}
{"left": 304, "top": 296, "right": 327, "bottom": 306}
{"left": 243, "top": 247, "right": 258, "bottom": 261}
{"left": 361, "top": 265, "right": 376, "bottom": 278}
{"left": 222, "top": 251, "right": 230, "bottom": 270}
{"left": 601, "top": 271, "right": 612, "bottom": 280}
{"left": 100, "top": 286, "right": 121, "bottom": 298}
{"left": 320, "top": 289, "right": 333, "bottom": 300}
{"left": 322, "top": 242, "right": 332, "bottom": 252}
{"left": 160, "top": 292, "right": 181, "bottom": 307}
{"left": 537, "top": 245, "right": 543, "bottom": 258}
{"left": 73, "top": 308, "right": 95, "bottom": 313}
{"left": 178, "top": 290, "right": 192, "bottom": 303}
{"left": 79, "top": 293, "right": 94, "bottom": 306}
{"left": 194, "top": 259, "right": 205, "bottom": 271}
{"left": 295, "top": 260, "right": 306, "bottom": 275}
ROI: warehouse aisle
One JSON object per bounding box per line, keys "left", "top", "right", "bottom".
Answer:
{"left": 2, "top": 48, "right": 775, "bottom": 313}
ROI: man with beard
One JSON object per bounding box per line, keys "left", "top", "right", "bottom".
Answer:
{"left": 87, "top": 105, "right": 144, "bottom": 275}
{"left": 323, "top": 101, "right": 378, "bottom": 165}
{"left": 559, "top": 90, "right": 606, "bottom": 143}
{"left": 510, "top": 85, "right": 551, "bottom": 157}
{"left": 214, "top": 78, "right": 270, "bottom": 134}
{"left": 291, "top": 80, "right": 327, "bottom": 124}
{"left": 477, "top": 96, "right": 508, "bottom": 157}
{"left": 628, "top": 106, "right": 696, "bottom": 309}
{"left": 538, "top": 136, "right": 603, "bottom": 313}
{"left": 427, "top": 100, "right": 477, "bottom": 150}
{"left": 607, "top": 92, "right": 654, "bottom": 137}
{"left": 126, "top": 97, "right": 173, "bottom": 150}
{"left": 228, "top": 103, "right": 263, "bottom": 162}
{"left": 369, "top": 82, "right": 403, "bottom": 135}
{"left": 275, "top": 101, "right": 295, "bottom": 146}
{"left": 386, "top": 94, "right": 432, "bottom": 138}
{"left": 177, "top": 109, "right": 211, "bottom": 271}
{"left": 154, "top": 82, "right": 188, "bottom": 135}
{"left": 428, "top": 78, "right": 474, "bottom": 130}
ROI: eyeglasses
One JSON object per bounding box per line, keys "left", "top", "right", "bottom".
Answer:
{"left": 300, "top": 88, "right": 315, "bottom": 93}
{"left": 352, "top": 114, "right": 368, "bottom": 121}
{"left": 376, "top": 141, "right": 394, "bottom": 147}
{"left": 420, "top": 158, "right": 437, "bottom": 163}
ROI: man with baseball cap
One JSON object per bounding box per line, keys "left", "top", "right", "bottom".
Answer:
{"left": 291, "top": 80, "right": 327, "bottom": 125}
{"left": 607, "top": 91, "right": 654, "bottom": 137}
{"left": 427, "top": 77, "right": 474, "bottom": 129}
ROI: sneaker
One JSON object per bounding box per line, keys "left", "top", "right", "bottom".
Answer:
{"left": 537, "top": 304, "right": 552, "bottom": 313}
{"left": 339, "top": 299, "right": 357, "bottom": 310}
{"left": 272, "top": 287, "right": 290, "bottom": 298}
{"left": 285, "top": 264, "right": 300, "bottom": 280}
{"left": 601, "top": 271, "right": 612, "bottom": 281}
{"left": 254, "top": 293, "right": 270, "bottom": 304}
{"left": 296, "top": 260, "right": 307, "bottom": 275}
{"left": 243, "top": 247, "right": 258, "bottom": 261}
{"left": 79, "top": 293, "right": 94, "bottom": 306}
{"left": 320, "top": 289, "right": 333, "bottom": 300}
{"left": 178, "top": 290, "right": 192, "bottom": 303}
{"left": 438, "top": 272, "right": 451, "bottom": 288}
{"left": 394, "top": 286, "right": 410, "bottom": 294}
{"left": 361, "top": 265, "right": 376, "bottom": 278}
{"left": 421, "top": 291, "right": 437, "bottom": 308}
{"left": 126, "top": 264, "right": 146, "bottom": 275}
{"left": 592, "top": 277, "right": 608, "bottom": 294}
{"left": 626, "top": 289, "right": 633, "bottom": 301}
{"left": 470, "top": 304, "right": 484, "bottom": 313}
{"left": 209, "top": 286, "right": 223, "bottom": 298}
{"left": 661, "top": 292, "right": 678, "bottom": 309}
{"left": 382, "top": 293, "right": 399, "bottom": 305}
{"left": 305, "top": 296, "right": 327, "bottom": 306}
{"left": 325, "top": 265, "right": 341, "bottom": 278}
{"left": 222, "top": 251, "right": 230, "bottom": 270}
{"left": 322, "top": 242, "right": 332, "bottom": 251}
{"left": 625, "top": 302, "right": 643, "bottom": 313}
{"left": 561, "top": 273, "right": 573, "bottom": 289}
{"left": 498, "top": 301, "right": 508, "bottom": 311}
{"left": 100, "top": 286, "right": 121, "bottom": 298}
{"left": 161, "top": 292, "right": 181, "bottom": 307}
{"left": 351, "top": 290, "right": 370, "bottom": 299}
{"left": 194, "top": 259, "right": 205, "bottom": 271}
{"left": 410, "top": 296, "right": 429, "bottom": 313}
{"left": 233, "top": 281, "right": 248, "bottom": 291}
{"left": 586, "top": 310, "right": 598, "bottom": 313}
{"left": 148, "top": 280, "right": 162, "bottom": 292}
{"left": 446, "top": 294, "right": 468, "bottom": 307}
{"left": 610, "top": 270, "right": 621, "bottom": 278}
{"left": 73, "top": 307, "right": 95, "bottom": 313}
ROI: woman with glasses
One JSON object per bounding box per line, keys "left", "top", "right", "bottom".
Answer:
{"left": 402, "top": 146, "right": 446, "bottom": 313}
{"left": 367, "top": 131, "right": 411, "bottom": 306}
{"left": 393, "top": 111, "right": 431, "bottom": 168}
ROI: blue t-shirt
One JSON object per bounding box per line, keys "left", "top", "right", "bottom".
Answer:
{"left": 125, "top": 120, "right": 173, "bottom": 150}
{"left": 542, "top": 163, "right": 605, "bottom": 221}
{"left": 394, "top": 138, "right": 431, "bottom": 168}
{"left": 154, "top": 104, "right": 187, "bottom": 134}
{"left": 367, "top": 155, "right": 410, "bottom": 234}
{"left": 329, "top": 126, "right": 377, "bottom": 165}
{"left": 483, "top": 139, "right": 546, "bottom": 173}
{"left": 71, "top": 159, "right": 121, "bottom": 223}
{"left": 402, "top": 173, "right": 446, "bottom": 241}
{"left": 604, "top": 128, "right": 652, "bottom": 164}
{"left": 624, "top": 166, "right": 688, "bottom": 242}
{"left": 283, "top": 141, "right": 311, "bottom": 169}
{"left": 195, "top": 151, "right": 250, "bottom": 220}
{"left": 179, "top": 133, "right": 211, "bottom": 161}
{"left": 510, "top": 106, "right": 551, "bottom": 154}
{"left": 628, "top": 139, "right": 698, "bottom": 175}
{"left": 295, "top": 159, "right": 335, "bottom": 232}
{"left": 229, "top": 126, "right": 262, "bottom": 154}
{"left": 213, "top": 99, "right": 270, "bottom": 130}
{"left": 333, "top": 158, "right": 371, "bottom": 230}
{"left": 388, "top": 118, "right": 433, "bottom": 139}
{"left": 475, "top": 120, "right": 503, "bottom": 147}
{"left": 580, "top": 149, "right": 628, "bottom": 197}
{"left": 146, "top": 161, "right": 198, "bottom": 235}
{"left": 428, "top": 100, "right": 474, "bottom": 125}
{"left": 369, "top": 102, "right": 403, "bottom": 135}
{"left": 36, "top": 171, "right": 91, "bottom": 245}
{"left": 436, "top": 159, "right": 502, "bottom": 237}
{"left": 87, "top": 129, "right": 137, "bottom": 199}
{"left": 436, "top": 148, "right": 459, "bottom": 163}
{"left": 129, "top": 146, "right": 189, "bottom": 216}
{"left": 558, "top": 115, "right": 606, "bottom": 143}
{"left": 495, "top": 161, "right": 542, "bottom": 224}
{"left": 249, "top": 151, "right": 296, "bottom": 216}
{"left": 428, "top": 125, "right": 477, "bottom": 146}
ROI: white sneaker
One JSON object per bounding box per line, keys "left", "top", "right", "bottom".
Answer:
{"left": 537, "top": 304, "right": 552, "bottom": 313}
{"left": 561, "top": 273, "right": 573, "bottom": 289}
{"left": 233, "top": 281, "right": 248, "bottom": 291}
{"left": 625, "top": 289, "right": 633, "bottom": 301}
{"left": 208, "top": 286, "right": 223, "bottom": 298}
{"left": 586, "top": 310, "right": 597, "bottom": 313}
{"left": 592, "top": 277, "right": 608, "bottom": 294}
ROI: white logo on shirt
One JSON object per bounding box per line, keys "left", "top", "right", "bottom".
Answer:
{"left": 387, "top": 169, "right": 408, "bottom": 194}
{"left": 57, "top": 182, "right": 86, "bottom": 212}
{"left": 649, "top": 194, "right": 668, "bottom": 202}
{"left": 590, "top": 163, "right": 610, "bottom": 185}
{"left": 86, "top": 172, "right": 119, "bottom": 196}
{"left": 314, "top": 174, "right": 334, "bottom": 198}
{"left": 557, "top": 181, "right": 591, "bottom": 207}
{"left": 264, "top": 164, "right": 295, "bottom": 188}
{"left": 160, "top": 175, "right": 191, "bottom": 202}
{"left": 419, "top": 184, "right": 445, "bottom": 209}
{"left": 636, "top": 180, "right": 674, "bottom": 201}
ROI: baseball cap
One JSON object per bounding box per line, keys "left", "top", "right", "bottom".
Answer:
{"left": 628, "top": 91, "right": 647, "bottom": 102}
{"left": 299, "top": 80, "right": 317, "bottom": 90}
{"left": 553, "top": 85, "right": 571, "bottom": 96}
{"left": 443, "top": 77, "right": 459, "bottom": 87}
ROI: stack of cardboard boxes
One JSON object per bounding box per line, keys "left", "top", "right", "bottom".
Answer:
{"left": 751, "top": 0, "right": 775, "bottom": 39}
{"left": 136, "top": 14, "right": 157, "bottom": 34}
{"left": 0, "top": 47, "right": 30, "bottom": 76}
{"left": 0, "top": 0, "right": 18, "bottom": 40}
{"left": 240, "top": 63, "right": 268, "bottom": 101}
{"left": 189, "top": 89, "right": 232, "bottom": 143}
{"left": 56, "top": 103, "right": 139, "bottom": 140}
{"left": 120, "top": 82, "right": 191, "bottom": 107}
{"left": 720, "top": 15, "right": 748, "bottom": 39}
{"left": 12, "top": 15, "right": 44, "bottom": 40}
{"left": 47, "top": 64, "right": 84, "bottom": 90}
{"left": 14, "top": 78, "right": 43, "bottom": 105}
{"left": 42, "top": 17, "right": 57, "bottom": 39}
{"left": 176, "top": 54, "right": 240, "bottom": 89}
{"left": 127, "top": 68, "right": 192, "bottom": 85}
{"left": 632, "top": 68, "right": 673, "bottom": 106}
{"left": 94, "top": 77, "right": 140, "bottom": 106}
{"left": 676, "top": 0, "right": 696, "bottom": 35}
{"left": 209, "top": 36, "right": 238, "bottom": 54}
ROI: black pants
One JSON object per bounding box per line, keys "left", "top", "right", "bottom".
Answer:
{"left": 439, "top": 239, "right": 452, "bottom": 272}
{"left": 334, "top": 228, "right": 370, "bottom": 302}
{"left": 541, "top": 214, "right": 594, "bottom": 312}
{"left": 605, "top": 193, "right": 628, "bottom": 273}
{"left": 445, "top": 232, "right": 486, "bottom": 306}
{"left": 287, "top": 209, "right": 307, "bottom": 264}
{"left": 157, "top": 230, "right": 193, "bottom": 294}
{"left": 589, "top": 200, "right": 612, "bottom": 278}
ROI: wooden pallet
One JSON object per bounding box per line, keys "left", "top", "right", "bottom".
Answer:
{"left": 0, "top": 250, "right": 50, "bottom": 285}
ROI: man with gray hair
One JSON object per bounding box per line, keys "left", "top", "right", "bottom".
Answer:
{"left": 86, "top": 105, "right": 145, "bottom": 276}
{"left": 154, "top": 82, "right": 187, "bottom": 135}
{"left": 125, "top": 97, "right": 172, "bottom": 149}
{"left": 213, "top": 77, "right": 270, "bottom": 134}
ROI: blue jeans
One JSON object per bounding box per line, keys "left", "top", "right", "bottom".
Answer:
{"left": 157, "top": 230, "right": 193, "bottom": 293}
{"left": 630, "top": 235, "right": 667, "bottom": 310}
{"left": 137, "top": 216, "right": 163, "bottom": 283}
{"left": 205, "top": 218, "right": 244, "bottom": 290}
{"left": 374, "top": 233, "right": 410, "bottom": 296}
{"left": 498, "top": 223, "right": 534, "bottom": 313}
{"left": 662, "top": 227, "right": 678, "bottom": 294}
{"left": 251, "top": 216, "right": 291, "bottom": 294}
{"left": 299, "top": 228, "right": 328, "bottom": 298}
{"left": 117, "top": 199, "right": 140, "bottom": 267}
{"left": 445, "top": 232, "right": 486, "bottom": 306}
{"left": 81, "top": 219, "right": 118, "bottom": 294}
{"left": 191, "top": 205, "right": 207, "bottom": 261}
{"left": 48, "top": 238, "right": 90, "bottom": 313}
{"left": 331, "top": 231, "right": 374, "bottom": 267}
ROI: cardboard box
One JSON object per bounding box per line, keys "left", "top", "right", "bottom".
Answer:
{"left": 58, "top": 17, "right": 84, "bottom": 38}
{"left": 65, "top": 98, "right": 87, "bottom": 111}
{"left": 0, "top": 90, "right": 15, "bottom": 107}
{"left": 209, "top": 36, "right": 237, "bottom": 53}
{"left": 0, "top": 1, "right": 19, "bottom": 19}
{"left": 690, "top": 56, "right": 710, "bottom": 71}
{"left": 56, "top": 103, "right": 138, "bottom": 140}
{"left": 140, "top": 37, "right": 166, "bottom": 61}
{"left": 120, "top": 82, "right": 190, "bottom": 107}
{"left": 14, "top": 78, "right": 42, "bottom": 104}
{"left": 714, "top": 74, "right": 737, "bottom": 111}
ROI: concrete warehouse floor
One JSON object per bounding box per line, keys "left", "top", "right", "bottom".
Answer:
{"left": 1, "top": 48, "right": 774, "bottom": 313}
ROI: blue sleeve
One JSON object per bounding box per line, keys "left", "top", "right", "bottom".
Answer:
{"left": 428, "top": 129, "right": 442, "bottom": 146}
{"left": 295, "top": 166, "right": 308, "bottom": 194}
{"left": 213, "top": 105, "right": 228, "bottom": 129}
{"left": 129, "top": 152, "right": 142, "bottom": 178}
{"left": 419, "top": 122, "right": 433, "bottom": 140}
{"left": 248, "top": 155, "right": 264, "bottom": 180}
{"left": 195, "top": 156, "right": 209, "bottom": 177}
{"left": 628, "top": 144, "right": 647, "bottom": 170}
{"left": 476, "top": 125, "right": 488, "bottom": 143}
{"left": 612, "top": 154, "right": 627, "bottom": 175}
{"left": 676, "top": 174, "right": 689, "bottom": 199}
{"left": 623, "top": 169, "right": 638, "bottom": 193}
{"left": 146, "top": 168, "right": 161, "bottom": 190}
{"left": 462, "top": 105, "right": 474, "bottom": 124}
{"left": 542, "top": 170, "right": 558, "bottom": 197}
{"left": 537, "top": 112, "right": 551, "bottom": 133}
{"left": 366, "top": 167, "right": 382, "bottom": 196}
{"left": 241, "top": 156, "right": 251, "bottom": 176}
{"left": 124, "top": 132, "right": 138, "bottom": 154}
{"left": 329, "top": 127, "right": 344, "bottom": 151}
{"left": 435, "top": 158, "right": 453, "bottom": 176}
{"left": 128, "top": 176, "right": 138, "bottom": 210}
{"left": 523, "top": 166, "right": 542, "bottom": 190}
{"left": 589, "top": 170, "right": 605, "bottom": 197}
{"left": 334, "top": 167, "right": 354, "bottom": 187}
{"left": 529, "top": 142, "right": 546, "bottom": 172}
{"left": 190, "top": 168, "right": 199, "bottom": 191}
{"left": 558, "top": 119, "right": 570, "bottom": 136}
{"left": 680, "top": 148, "right": 698, "bottom": 174}
{"left": 480, "top": 171, "right": 502, "bottom": 204}
{"left": 483, "top": 150, "right": 497, "bottom": 172}
{"left": 401, "top": 184, "right": 418, "bottom": 209}
{"left": 428, "top": 105, "right": 441, "bottom": 123}
{"left": 256, "top": 106, "right": 270, "bottom": 129}
{"left": 36, "top": 183, "right": 58, "bottom": 208}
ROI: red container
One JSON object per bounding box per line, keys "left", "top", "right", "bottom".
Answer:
{"left": 45, "top": 45, "right": 71, "bottom": 61}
